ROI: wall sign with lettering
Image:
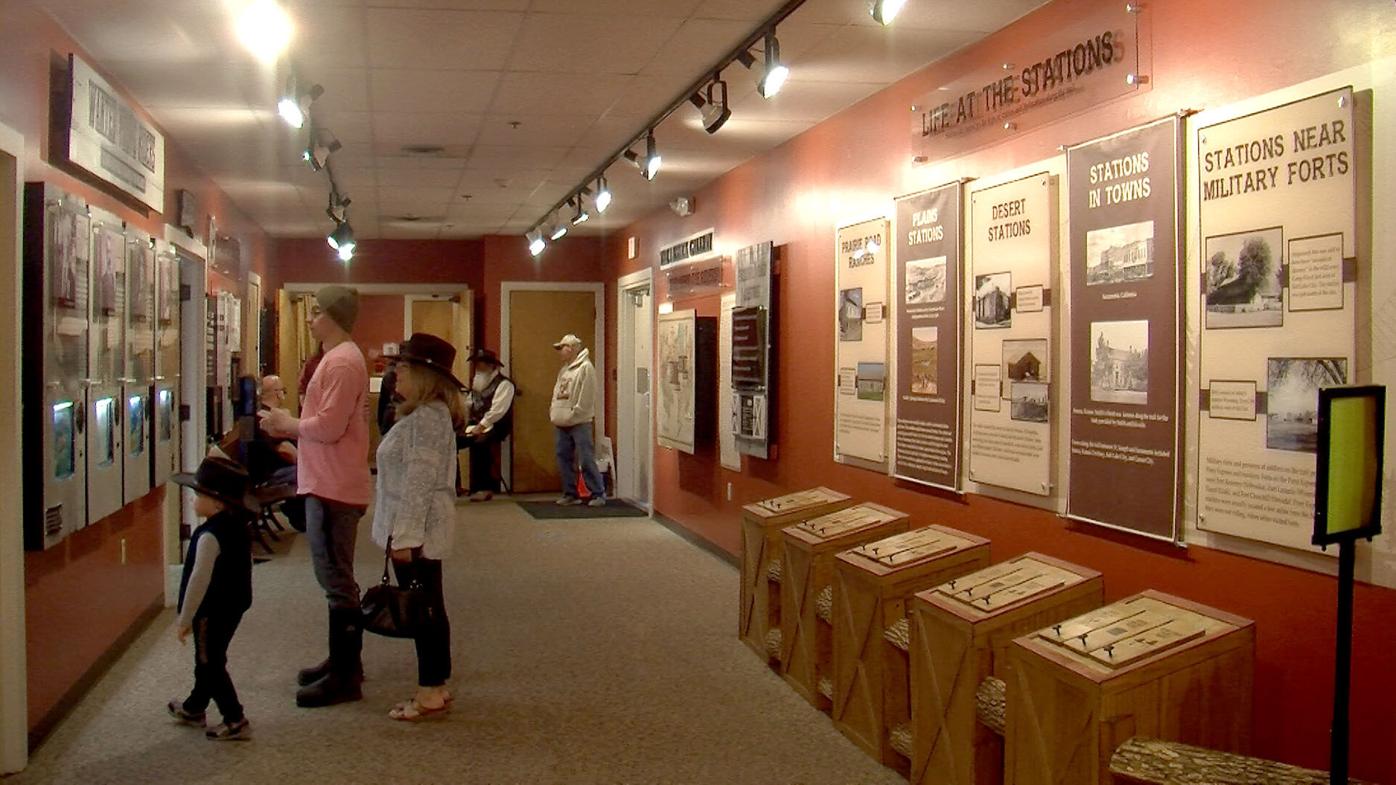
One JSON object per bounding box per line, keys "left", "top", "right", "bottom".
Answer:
{"left": 659, "top": 228, "right": 716, "bottom": 268}
{"left": 1195, "top": 87, "right": 1361, "bottom": 553}
{"left": 834, "top": 218, "right": 890, "bottom": 468}
{"left": 63, "top": 55, "right": 166, "bottom": 212}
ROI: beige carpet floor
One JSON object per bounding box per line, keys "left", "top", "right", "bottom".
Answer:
{"left": 11, "top": 499, "right": 905, "bottom": 785}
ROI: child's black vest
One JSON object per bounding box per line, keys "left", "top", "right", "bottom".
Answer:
{"left": 178, "top": 510, "right": 253, "bottom": 618}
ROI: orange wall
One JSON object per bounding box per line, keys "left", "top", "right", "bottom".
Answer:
{"left": 354, "top": 294, "right": 406, "bottom": 373}
{"left": 0, "top": 7, "right": 275, "bottom": 740}
{"left": 480, "top": 234, "right": 606, "bottom": 356}
{"left": 601, "top": 0, "right": 1396, "bottom": 779}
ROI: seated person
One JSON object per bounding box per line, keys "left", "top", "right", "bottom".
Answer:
{"left": 246, "top": 375, "right": 304, "bottom": 529}
{"left": 460, "top": 349, "right": 515, "bottom": 501}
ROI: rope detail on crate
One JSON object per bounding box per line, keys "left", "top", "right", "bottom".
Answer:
{"left": 976, "top": 676, "right": 1006, "bottom": 736}
{"left": 883, "top": 616, "right": 910, "bottom": 652}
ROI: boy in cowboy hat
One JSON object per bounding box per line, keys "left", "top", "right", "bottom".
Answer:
{"left": 167, "top": 456, "right": 257, "bottom": 741}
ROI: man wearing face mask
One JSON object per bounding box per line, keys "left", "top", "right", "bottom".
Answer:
{"left": 461, "top": 349, "right": 515, "bottom": 502}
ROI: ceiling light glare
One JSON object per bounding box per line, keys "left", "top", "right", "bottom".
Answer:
{"left": 758, "top": 32, "right": 789, "bottom": 98}
{"left": 236, "top": 0, "right": 294, "bottom": 64}
{"left": 527, "top": 228, "right": 545, "bottom": 256}
{"left": 869, "top": 0, "right": 907, "bottom": 25}
{"left": 277, "top": 79, "right": 323, "bottom": 129}
{"left": 594, "top": 176, "right": 612, "bottom": 213}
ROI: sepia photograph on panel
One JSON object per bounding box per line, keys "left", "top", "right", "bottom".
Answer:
{"left": 1010, "top": 381, "right": 1049, "bottom": 422}
{"left": 839, "top": 287, "right": 864, "bottom": 341}
{"left": 1002, "top": 338, "right": 1048, "bottom": 385}
{"left": 1205, "top": 227, "right": 1284, "bottom": 328}
{"left": 1266, "top": 357, "right": 1347, "bottom": 453}
{"left": 1086, "top": 220, "right": 1155, "bottom": 286}
{"left": 905, "top": 257, "right": 947, "bottom": 304}
{"left": 910, "top": 326, "right": 938, "bottom": 394}
{"left": 856, "top": 362, "right": 886, "bottom": 401}
{"left": 974, "top": 271, "right": 1012, "bottom": 329}
{"left": 1090, "top": 319, "right": 1149, "bottom": 405}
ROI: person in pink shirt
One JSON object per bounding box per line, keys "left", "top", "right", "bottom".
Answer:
{"left": 260, "top": 285, "right": 372, "bottom": 708}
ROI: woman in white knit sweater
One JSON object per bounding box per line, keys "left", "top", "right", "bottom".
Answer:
{"left": 371, "top": 333, "right": 466, "bottom": 721}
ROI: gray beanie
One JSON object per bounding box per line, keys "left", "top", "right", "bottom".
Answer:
{"left": 315, "top": 285, "right": 359, "bottom": 332}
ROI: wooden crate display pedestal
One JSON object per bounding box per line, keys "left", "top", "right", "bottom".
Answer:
{"left": 832, "top": 525, "right": 991, "bottom": 773}
{"left": 779, "top": 502, "right": 911, "bottom": 710}
{"left": 739, "top": 487, "right": 854, "bottom": 664}
{"left": 909, "top": 553, "right": 1104, "bottom": 785}
{"left": 1005, "top": 590, "right": 1255, "bottom": 785}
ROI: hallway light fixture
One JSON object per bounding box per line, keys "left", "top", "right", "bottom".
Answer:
{"left": 302, "top": 136, "right": 342, "bottom": 172}
{"left": 327, "top": 220, "right": 355, "bottom": 261}
{"left": 623, "top": 131, "right": 661, "bottom": 180}
{"left": 869, "top": 0, "right": 907, "bottom": 25}
{"left": 688, "top": 77, "right": 732, "bottom": 134}
{"left": 571, "top": 196, "right": 590, "bottom": 226}
{"left": 548, "top": 212, "right": 569, "bottom": 241}
{"left": 594, "top": 176, "right": 612, "bottom": 213}
{"left": 277, "top": 77, "right": 323, "bottom": 129}
{"left": 527, "top": 228, "right": 545, "bottom": 256}
{"left": 737, "top": 31, "right": 789, "bottom": 98}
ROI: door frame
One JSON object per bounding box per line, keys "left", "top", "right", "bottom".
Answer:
{"left": 500, "top": 281, "right": 606, "bottom": 493}
{"left": 0, "top": 120, "right": 27, "bottom": 773}
{"left": 615, "top": 268, "right": 654, "bottom": 512}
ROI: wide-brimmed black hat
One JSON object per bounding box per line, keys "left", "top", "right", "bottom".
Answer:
{"left": 172, "top": 456, "right": 260, "bottom": 513}
{"left": 467, "top": 348, "right": 503, "bottom": 368}
{"left": 387, "top": 333, "right": 466, "bottom": 390}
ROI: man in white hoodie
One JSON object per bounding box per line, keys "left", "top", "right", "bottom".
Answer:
{"left": 549, "top": 334, "right": 606, "bottom": 507}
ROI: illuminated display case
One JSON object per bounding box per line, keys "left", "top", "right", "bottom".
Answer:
{"left": 86, "top": 207, "right": 126, "bottom": 525}
{"left": 123, "top": 229, "right": 154, "bottom": 501}
{"left": 21, "top": 183, "right": 90, "bottom": 549}
{"left": 152, "top": 240, "right": 180, "bottom": 487}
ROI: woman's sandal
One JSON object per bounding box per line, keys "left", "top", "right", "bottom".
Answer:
{"left": 388, "top": 699, "right": 450, "bottom": 722}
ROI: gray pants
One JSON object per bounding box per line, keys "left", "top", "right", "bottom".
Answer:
{"left": 305, "top": 496, "right": 365, "bottom": 611}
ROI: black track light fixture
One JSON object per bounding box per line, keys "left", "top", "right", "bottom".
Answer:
{"left": 571, "top": 196, "right": 590, "bottom": 226}
{"left": 278, "top": 77, "right": 324, "bottom": 129}
{"left": 623, "top": 130, "right": 661, "bottom": 180}
{"left": 736, "top": 30, "right": 789, "bottom": 98}
{"left": 302, "top": 136, "right": 342, "bottom": 172}
{"left": 687, "top": 76, "right": 732, "bottom": 134}
{"left": 869, "top": 0, "right": 907, "bottom": 25}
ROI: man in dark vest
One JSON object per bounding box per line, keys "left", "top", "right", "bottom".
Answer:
{"left": 462, "top": 349, "right": 515, "bottom": 501}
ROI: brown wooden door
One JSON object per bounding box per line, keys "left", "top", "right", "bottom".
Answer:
{"left": 509, "top": 289, "right": 596, "bottom": 493}
{"left": 410, "top": 299, "right": 454, "bottom": 339}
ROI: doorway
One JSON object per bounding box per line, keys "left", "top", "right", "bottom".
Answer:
{"left": 616, "top": 270, "right": 653, "bottom": 507}
{"left": 502, "top": 283, "right": 604, "bottom": 494}
{"left": 0, "top": 123, "right": 26, "bottom": 773}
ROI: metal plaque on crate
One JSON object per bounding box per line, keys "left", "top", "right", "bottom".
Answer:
{"left": 63, "top": 55, "right": 165, "bottom": 211}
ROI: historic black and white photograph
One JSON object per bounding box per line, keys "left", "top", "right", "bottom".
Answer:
{"left": 127, "top": 397, "right": 144, "bottom": 455}
{"left": 910, "top": 327, "right": 938, "bottom": 394}
{"left": 1002, "top": 338, "right": 1048, "bottom": 385}
{"left": 1086, "top": 220, "right": 1155, "bottom": 285}
{"left": 973, "top": 272, "right": 1012, "bottom": 329}
{"left": 856, "top": 362, "right": 886, "bottom": 401}
{"left": 1266, "top": 357, "right": 1347, "bottom": 453}
{"left": 94, "top": 229, "right": 118, "bottom": 316}
{"left": 1010, "top": 381, "right": 1049, "bottom": 423}
{"left": 53, "top": 403, "right": 75, "bottom": 480}
{"left": 51, "top": 210, "right": 79, "bottom": 307}
{"left": 839, "top": 287, "right": 864, "bottom": 341}
{"left": 905, "top": 257, "right": 947, "bottom": 304}
{"left": 1090, "top": 320, "right": 1149, "bottom": 405}
{"left": 1205, "top": 228, "right": 1284, "bottom": 329}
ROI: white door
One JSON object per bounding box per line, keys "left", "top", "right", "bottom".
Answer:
{"left": 617, "top": 279, "right": 653, "bottom": 505}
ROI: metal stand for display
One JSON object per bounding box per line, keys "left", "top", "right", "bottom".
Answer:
{"left": 1328, "top": 539, "right": 1355, "bottom": 785}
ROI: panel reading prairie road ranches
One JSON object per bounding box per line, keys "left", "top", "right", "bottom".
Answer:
{"left": 1065, "top": 117, "right": 1183, "bottom": 541}
{"left": 835, "top": 218, "right": 890, "bottom": 467}
{"left": 894, "top": 184, "right": 963, "bottom": 491}
{"left": 1196, "top": 87, "right": 1360, "bottom": 552}
{"left": 968, "top": 174, "right": 1056, "bottom": 496}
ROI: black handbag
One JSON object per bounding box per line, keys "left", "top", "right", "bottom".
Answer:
{"left": 360, "top": 538, "right": 430, "bottom": 639}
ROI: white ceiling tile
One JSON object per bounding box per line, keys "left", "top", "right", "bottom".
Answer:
{"left": 636, "top": 17, "right": 758, "bottom": 76}
{"left": 848, "top": 0, "right": 1046, "bottom": 32}
{"left": 370, "top": 70, "right": 500, "bottom": 114}
{"left": 606, "top": 72, "right": 700, "bottom": 117}
{"left": 375, "top": 168, "right": 464, "bottom": 189}
{"left": 91, "top": 61, "right": 266, "bottom": 109}
{"left": 284, "top": 2, "right": 370, "bottom": 67}
{"left": 730, "top": 79, "right": 882, "bottom": 123}
{"left": 379, "top": 223, "right": 443, "bottom": 239}
{"left": 467, "top": 144, "right": 572, "bottom": 169}
{"left": 372, "top": 152, "right": 471, "bottom": 168}
{"left": 366, "top": 0, "right": 528, "bottom": 9}
{"left": 372, "top": 112, "right": 484, "bottom": 147}
{"left": 366, "top": 9, "right": 524, "bottom": 70}
{"left": 506, "top": 14, "right": 684, "bottom": 75}
{"left": 794, "top": 25, "right": 980, "bottom": 85}
{"left": 316, "top": 111, "right": 375, "bottom": 144}
{"left": 475, "top": 116, "right": 595, "bottom": 146}
{"left": 487, "top": 73, "right": 634, "bottom": 117}
{"left": 690, "top": 0, "right": 791, "bottom": 22}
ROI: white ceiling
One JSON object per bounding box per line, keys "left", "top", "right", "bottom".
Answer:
{"left": 38, "top": 0, "right": 1045, "bottom": 240}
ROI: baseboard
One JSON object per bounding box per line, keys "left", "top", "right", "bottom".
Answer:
{"left": 27, "top": 596, "right": 165, "bottom": 752}
{"left": 650, "top": 512, "right": 739, "bottom": 569}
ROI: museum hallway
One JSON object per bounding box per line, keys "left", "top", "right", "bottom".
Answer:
{"left": 9, "top": 500, "right": 903, "bottom": 785}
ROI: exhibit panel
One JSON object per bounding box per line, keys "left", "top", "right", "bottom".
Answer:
{"left": 733, "top": 241, "right": 773, "bottom": 460}
{"left": 967, "top": 173, "right": 1057, "bottom": 497}
{"left": 1065, "top": 117, "right": 1185, "bottom": 541}
{"left": 122, "top": 230, "right": 154, "bottom": 503}
{"left": 1194, "top": 87, "right": 1360, "bottom": 553}
{"left": 20, "top": 184, "right": 90, "bottom": 549}
{"left": 85, "top": 207, "right": 126, "bottom": 525}
{"left": 152, "top": 240, "right": 180, "bottom": 487}
{"left": 893, "top": 183, "right": 965, "bottom": 492}
{"left": 656, "top": 309, "right": 716, "bottom": 454}
{"left": 834, "top": 218, "right": 891, "bottom": 468}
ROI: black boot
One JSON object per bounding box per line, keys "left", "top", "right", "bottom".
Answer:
{"left": 296, "top": 608, "right": 335, "bottom": 686}
{"left": 295, "top": 607, "right": 363, "bottom": 708}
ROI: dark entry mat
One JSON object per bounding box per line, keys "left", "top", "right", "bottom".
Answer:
{"left": 516, "top": 500, "right": 649, "bottom": 520}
